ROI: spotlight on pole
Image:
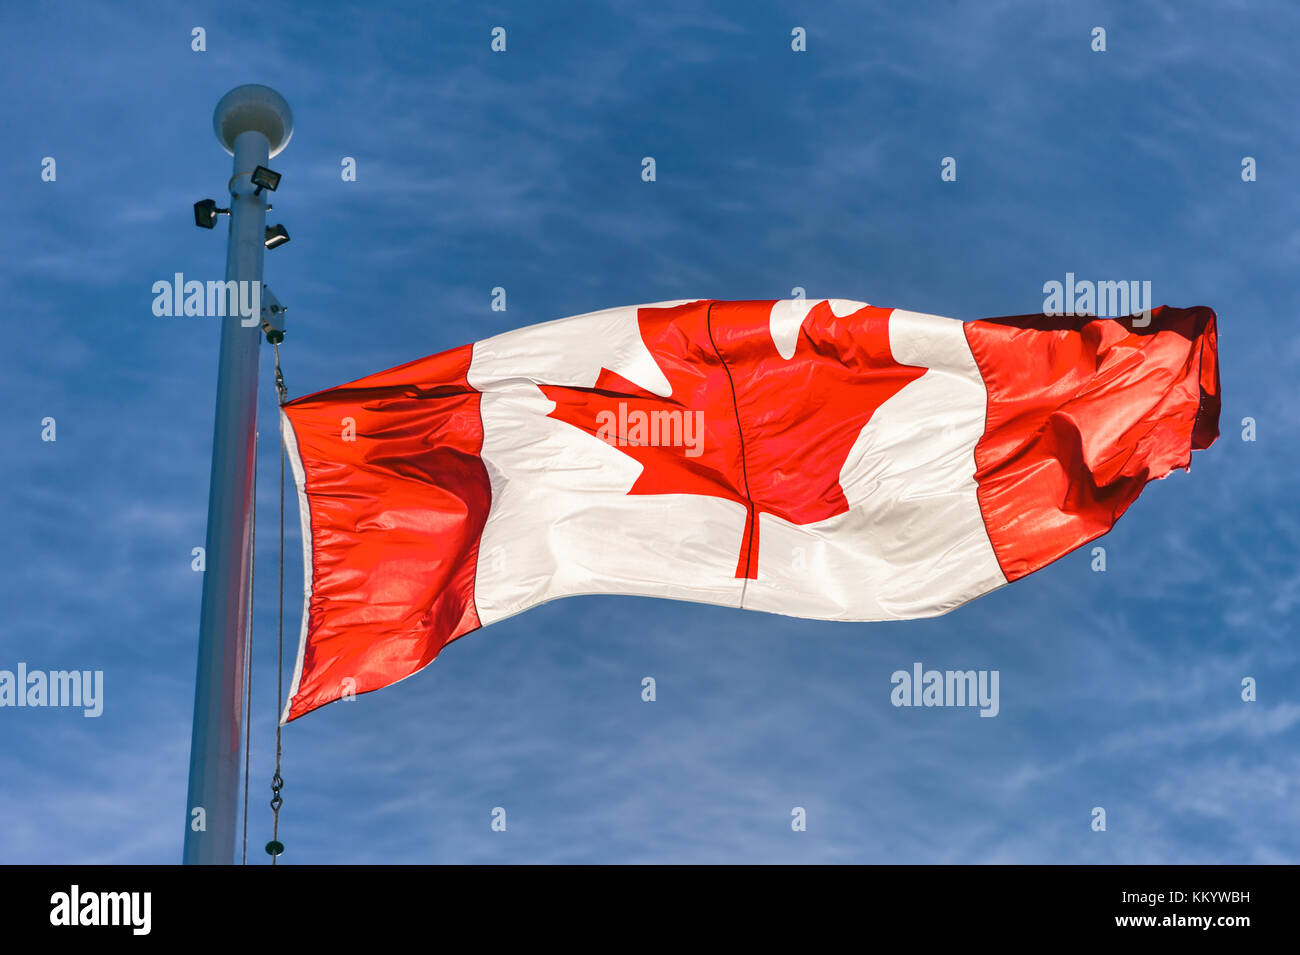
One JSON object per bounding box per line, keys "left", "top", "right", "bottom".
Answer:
{"left": 193, "top": 198, "right": 229, "bottom": 229}
{"left": 251, "top": 165, "right": 281, "bottom": 195}
{"left": 264, "top": 224, "right": 290, "bottom": 249}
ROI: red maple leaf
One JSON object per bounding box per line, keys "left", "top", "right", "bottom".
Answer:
{"left": 539, "top": 300, "right": 927, "bottom": 578}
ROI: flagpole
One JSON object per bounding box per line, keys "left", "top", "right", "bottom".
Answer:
{"left": 184, "top": 85, "right": 293, "bottom": 865}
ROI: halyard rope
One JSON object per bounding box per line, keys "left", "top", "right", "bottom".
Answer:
{"left": 241, "top": 428, "right": 258, "bottom": 864}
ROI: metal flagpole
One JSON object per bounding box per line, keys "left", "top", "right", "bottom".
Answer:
{"left": 184, "top": 85, "right": 293, "bottom": 865}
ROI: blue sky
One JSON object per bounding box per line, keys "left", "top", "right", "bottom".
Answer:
{"left": 2, "top": 0, "right": 1297, "bottom": 863}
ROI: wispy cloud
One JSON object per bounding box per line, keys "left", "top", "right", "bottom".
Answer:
{"left": 0, "top": 0, "right": 1295, "bottom": 864}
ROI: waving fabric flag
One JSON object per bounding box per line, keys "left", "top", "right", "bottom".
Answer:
{"left": 279, "top": 299, "right": 1220, "bottom": 722}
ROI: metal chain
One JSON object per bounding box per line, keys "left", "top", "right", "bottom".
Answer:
{"left": 266, "top": 342, "right": 288, "bottom": 864}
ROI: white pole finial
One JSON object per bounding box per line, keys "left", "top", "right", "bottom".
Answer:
{"left": 213, "top": 84, "right": 294, "bottom": 157}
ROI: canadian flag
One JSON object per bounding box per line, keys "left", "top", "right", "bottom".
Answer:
{"left": 279, "top": 299, "right": 1219, "bottom": 722}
